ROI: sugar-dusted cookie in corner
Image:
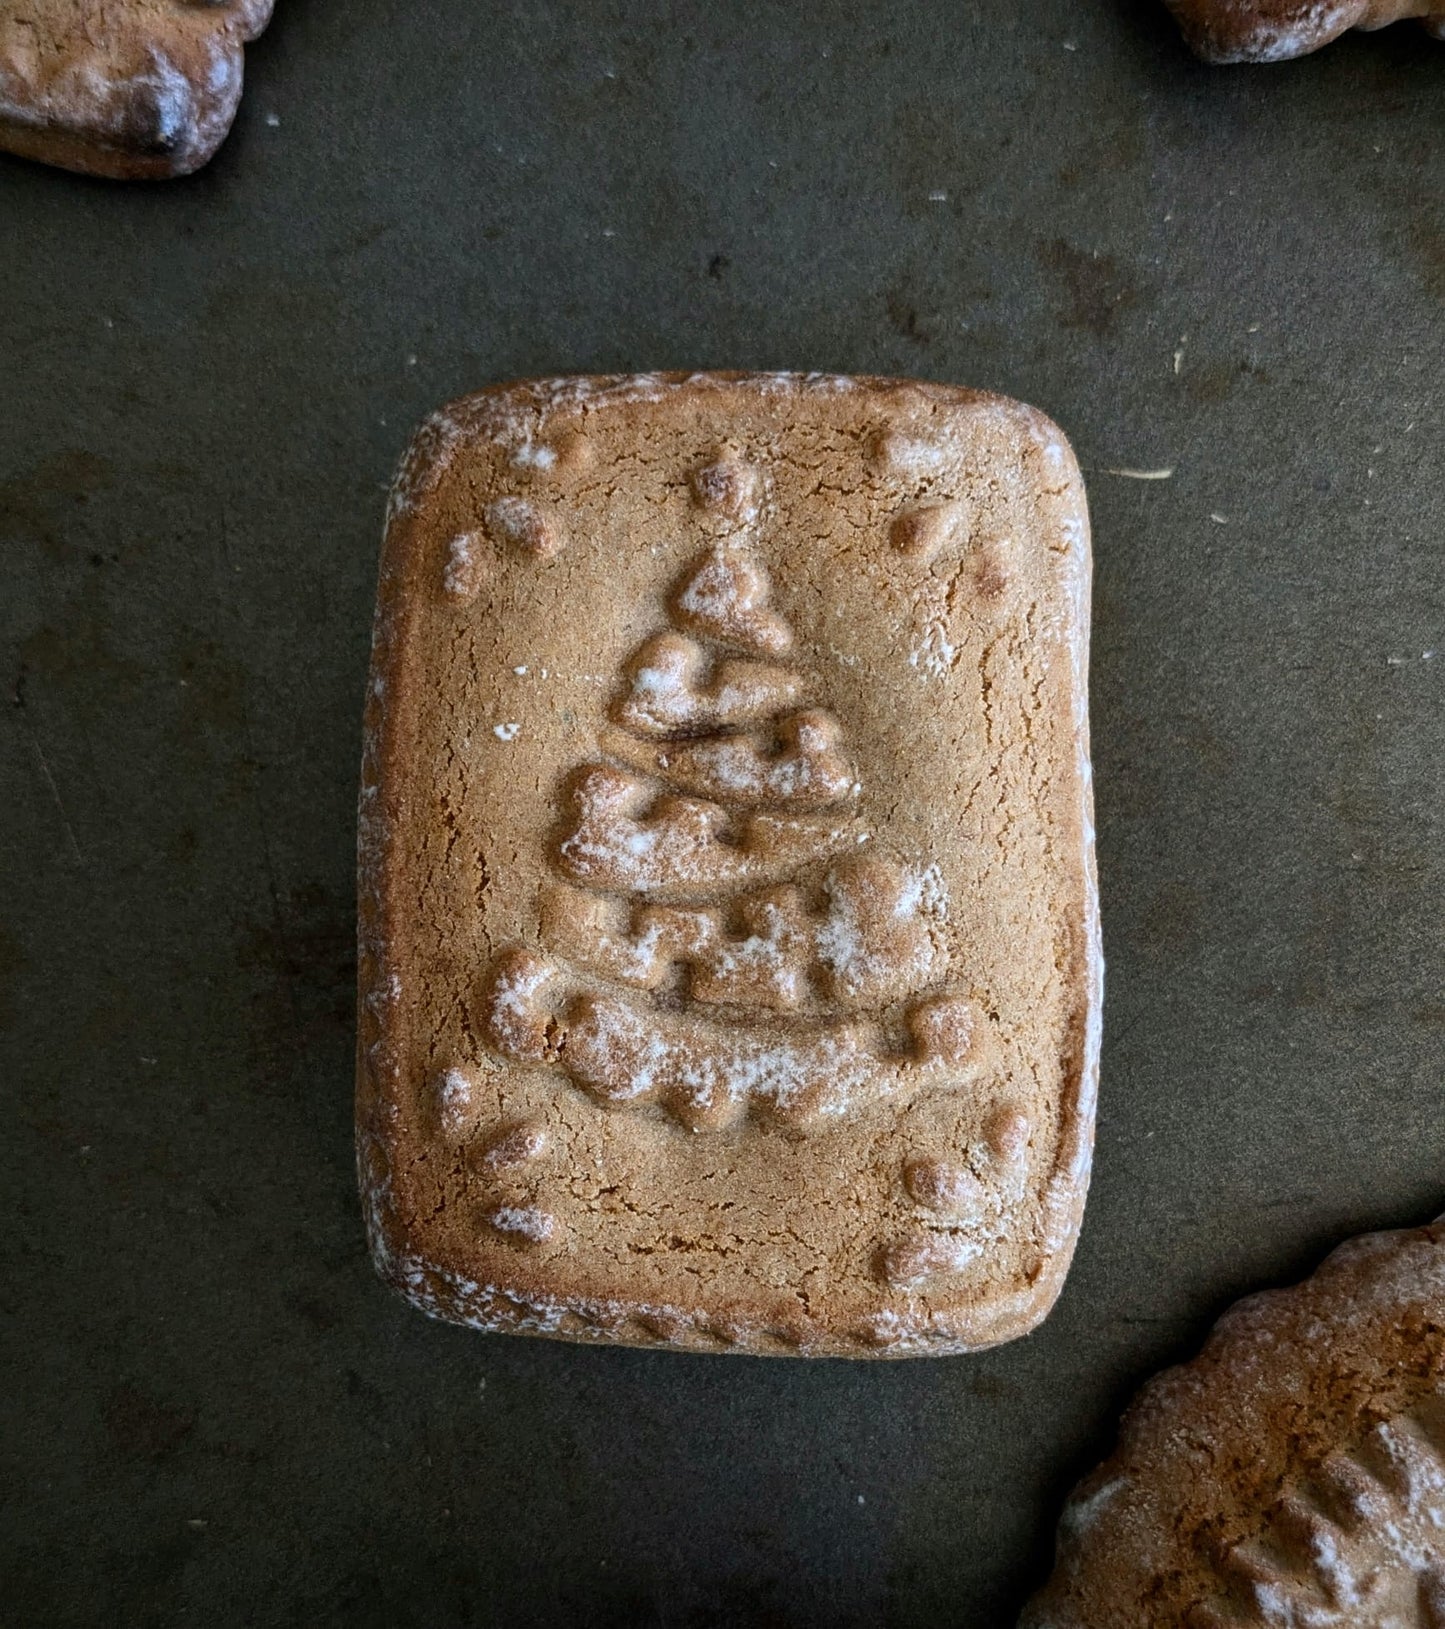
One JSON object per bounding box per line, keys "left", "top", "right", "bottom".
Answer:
{"left": 358, "top": 372, "right": 1099, "bottom": 1358}
{"left": 0, "top": 0, "right": 274, "bottom": 179}
{"left": 1023, "top": 1213, "right": 1445, "bottom": 1626}
{"left": 1164, "top": 0, "right": 1445, "bottom": 62}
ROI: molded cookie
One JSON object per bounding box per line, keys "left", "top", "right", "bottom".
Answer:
{"left": 1024, "top": 1214, "right": 1445, "bottom": 1625}
{"left": 1164, "top": 0, "right": 1445, "bottom": 62}
{"left": 0, "top": 0, "right": 274, "bottom": 179}
{"left": 358, "top": 371, "right": 1099, "bottom": 1357}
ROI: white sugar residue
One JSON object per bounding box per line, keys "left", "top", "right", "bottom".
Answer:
{"left": 379, "top": 1242, "right": 972, "bottom": 1355}
{"left": 437, "top": 1067, "right": 473, "bottom": 1133}
{"left": 362, "top": 971, "right": 403, "bottom": 1018}
{"left": 443, "top": 532, "right": 479, "bottom": 596}
{"left": 599, "top": 916, "right": 671, "bottom": 984}
{"left": 1217, "top": 1410, "right": 1445, "bottom": 1628}
{"left": 898, "top": 863, "right": 949, "bottom": 922}
{"left": 510, "top": 439, "right": 557, "bottom": 471}
{"left": 632, "top": 665, "right": 673, "bottom": 698}
{"left": 859, "top": 1309, "right": 948, "bottom": 1353}
{"left": 494, "top": 722, "right": 521, "bottom": 741}
{"left": 1060, "top": 1476, "right": 1127, "bottom": 1538}
{"left": 574, "top": 997, "right": 879, "bottom": 1118}
{"left": 910, "top": 621, "right": 959, "bottom": 681}
{"left": 1232, "top": 1, "right": 1358, "bottom": 61}
{"left": 491, "top": 956, "right": 552, "bottom": 1022}
{"left": 488, "top": 1206, "right": 555, "bottom": 1243}
{"left": 484, "top": 495, "right": 539, "bottom": 543}
{"left": 386, "top": 409, "right": 467, "bottom": 524}
{"left": 439, "top": 1067, "right": 471, "bottom": 1112}
{"left": 815, "top": 867, "right": 934, "bottom": 1000}
{"left": 702, "top": 901, "right": 806, "bottom": 1006}
{"left": 883, "top": 435, "right": 950, "bottom": 476}
{"left": 666, "top": 736, "right": 847, "bottom": 802}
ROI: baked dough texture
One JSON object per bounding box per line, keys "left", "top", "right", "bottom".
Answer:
{"left": 1164, "top": 0, "right": 1445, "bottom": 62}
{"left": 1024, "top": 1214, "right": 1445, "bottom": 1626}
{"left": 0, "top": 0, "right": 274, "bottom": 178}
{"left": 357, "top": 372, "right": 1099, "bottom": 1358}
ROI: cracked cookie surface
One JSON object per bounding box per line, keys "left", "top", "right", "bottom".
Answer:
{"left": 357, "top": 371, "right": 1098, "bottom": 1357}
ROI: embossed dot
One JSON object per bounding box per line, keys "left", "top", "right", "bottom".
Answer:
{"left": 890, "top": 502, "right": 964, "bottom": 560}
{"left": 908, "top": 995, "right": 982, "bottom": 1065}
{"left": 974, "top": 544, "right": 1009, "bottom": 600}
{"left": 634, "top": 1310, "right": 689, "bottom": 1343}
{"left": 876, "top": 1229, "right": 981, "bottom": 1287}
{"left": 903, "top": 1157, "right": 986, "bottom": 1219}
{"left": 484, "top": 496, "right": 559, "bottom": 557}
{"left": 690, "top": 454, "right": 761, "bottom": 524}
{"left": 877, "top": 1234, "right": 935, "bottom": 1288}
{"left": 985, "top": 1105, "right": 1031, "bottom": 1162}
{"left": 871, "top": 429, "right": 949, "bottom": 477}
{"left": 551, "top": 430, "right": 594, "bottom": 473}
{"left": 480, "top": 1120, "right": 549, "bottom": 1169}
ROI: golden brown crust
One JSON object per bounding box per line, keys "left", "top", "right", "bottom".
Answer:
{"left": 1024, "top": 1215, "right": 1445, "bottom": 1626}
{"left": 1164, "top": 0, "right": 1445, "bottom": 62}
{"left": 357, "top": 372, "right": 1099, "bottom": 1358}
{"left": 0, "top": 0, "right": 274, "bottom": 178}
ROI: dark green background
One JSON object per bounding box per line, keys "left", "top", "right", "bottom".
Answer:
{"left": 3, "top": 2, "right": 1442, "bottom": 1622}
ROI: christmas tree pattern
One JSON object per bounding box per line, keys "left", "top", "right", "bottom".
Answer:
{"left": 479, "top": 541, "right": 983, "bottom": 1133}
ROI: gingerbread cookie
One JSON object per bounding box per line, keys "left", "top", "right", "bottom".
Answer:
{"left": 1164, "top": 0, "right": 1445, "bottom": 63}
{"left": 1024, "top": 1214, "right": 1445, "bottom": 1625}
{"left": 358, "top": 372, "right": 1099, "bottom": 1357}
{"left": 0, "top": 0, "right": 274, "bottom": 178}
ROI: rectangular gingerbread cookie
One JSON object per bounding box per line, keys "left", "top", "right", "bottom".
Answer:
{"left": 358, "top": 371, "right": 1100, "bottom": 1358}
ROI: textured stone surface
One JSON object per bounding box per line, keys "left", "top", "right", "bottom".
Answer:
{"left": 2, "top": 0, "right": 1442, "bottom": 1620}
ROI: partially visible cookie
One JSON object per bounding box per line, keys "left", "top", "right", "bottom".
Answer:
{"left": 0, "top": 0, "right": 274, "bottom": 179}
{"left": 1024, "top": 1214, "right": 1445, "bottom": 1627}
{"left": 1164, "top": 0, "right": 1445, "bottom": 61}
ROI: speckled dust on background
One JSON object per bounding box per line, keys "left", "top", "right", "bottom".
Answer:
{"left": 357, "top": 373, "right": 1102, "bottom": 1359}
{"left": 6, "top": 1, "right": 1445, "bottom": 1621}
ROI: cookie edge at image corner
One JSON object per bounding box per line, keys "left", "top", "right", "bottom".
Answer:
{"left": 1021, "top": 1209, "right": 1445, "bottom": 1626}
{"left": 1163, "top": 0, "right": 1445, "bottom": 63}
{"left": 0, "top": 0, "right": 276, "bottom": 180}
{"left": 355, "top": 371, "right": 1102, "bottom": 1358}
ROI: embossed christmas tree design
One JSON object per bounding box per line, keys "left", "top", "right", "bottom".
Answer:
{"left": 480, "top": 541, "right": 983, "bottom": 1132}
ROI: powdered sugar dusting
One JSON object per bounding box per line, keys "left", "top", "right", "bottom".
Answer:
{"left": 443, "top": 531, "right": 480, "bottom": 596}
{"left": 487, "top": 1205, "right": 556, "bottom": 1244}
